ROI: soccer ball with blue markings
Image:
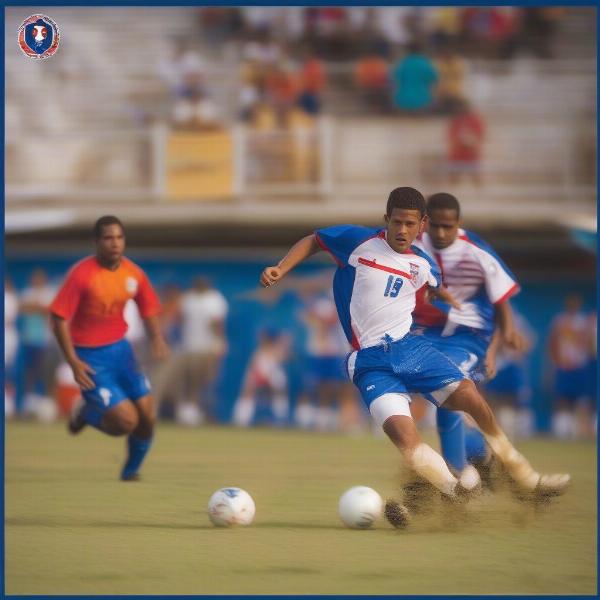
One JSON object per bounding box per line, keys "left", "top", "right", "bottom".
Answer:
{"left": 338, "top": 486, "right": 383, "bottom": 529}
{"left": 208, "top": 487, "right": 256, "bottom": 527}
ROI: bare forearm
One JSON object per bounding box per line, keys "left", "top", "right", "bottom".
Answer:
{"left": 277, "top": 235, "right": 321, "bottom": 276}
{"left": 51, "top": 314, "right": 79, "bottom": 365}
{"left": 143, "top": 315, "right": 164, "bottom": 342}
{"left": 495, "top": 301, "right": 515, "bottom": 338}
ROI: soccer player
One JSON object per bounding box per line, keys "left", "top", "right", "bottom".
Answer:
{"left": 412, "top": 192, "right": 526, "bottom": 485}
{"left": 260, "top": 187, "right": 569, "bottom": 515}
{"left": 50, "top": 216, "right": 169, "bottom": 481}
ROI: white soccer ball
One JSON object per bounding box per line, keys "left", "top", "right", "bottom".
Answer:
{"left": 338, "top": 486, "right": 383, "bottom": 529}
{"left": 208, "top": 487, "right": 256, "bottom": 527}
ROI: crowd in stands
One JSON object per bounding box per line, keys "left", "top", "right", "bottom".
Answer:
{"left": 151, "top": 6, "right": 569, "bottom": 132}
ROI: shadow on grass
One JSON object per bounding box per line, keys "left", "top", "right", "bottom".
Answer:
{"left": 5, "top": 516, "right": 345, "bottom": 531}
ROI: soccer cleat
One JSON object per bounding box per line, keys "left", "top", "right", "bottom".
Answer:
{"left": 67, "top": 399, "right": 87, "bottom": 435}
{"left": 120, "top": 473, "right": 141, "bottom": 482}
{"left": 384, "top": 499, "right": 411, "bottom": 529}
{"left": 535, "top": 473, "right": 571, "bottom": 497}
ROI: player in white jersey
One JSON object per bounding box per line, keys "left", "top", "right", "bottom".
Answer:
{"left": 260, "top": 187, "right": 569, "bottom": 522}
{"left": 412, "top": 193, "right": 525, "bottom": 488}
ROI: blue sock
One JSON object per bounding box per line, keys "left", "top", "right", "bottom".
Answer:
{"left": 465, "top": 425, "right": 488, "bottom": 463}
{"left": 82, "top": 404, "right": 104, "bottom": 429}
{"left": 436, "top": 407, "right": 466, "bottom": 473}
{"left": 121, "top": 435, "right": 152, "bottom": 479}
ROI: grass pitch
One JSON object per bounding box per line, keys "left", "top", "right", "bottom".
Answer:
{"left": 5, "top": 422, "right": 597, "bottom": 595}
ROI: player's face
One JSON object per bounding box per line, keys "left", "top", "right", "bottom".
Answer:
{"left": 96, "top": 224, "right": 125, "bottom": 265}
{"left": 384, "top": 208, "right": 424, "bottom": 253}
{"left": 426, "top": 209, "right": 460, "bottom": 249}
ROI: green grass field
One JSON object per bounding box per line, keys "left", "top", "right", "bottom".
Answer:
{"left": 5, "top": 422, "right": 597, "bottom": 595}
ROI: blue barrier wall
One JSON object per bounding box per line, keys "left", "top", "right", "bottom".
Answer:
{"left": 6, "top": 253, "right": 595, "bottom": 431}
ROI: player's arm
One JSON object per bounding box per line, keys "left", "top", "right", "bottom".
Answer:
{"left": 50, "top": 313, "right": 96, "bottom": 390}
{"left": 495, "top": 300, "right": 527, "bottom": 352}
{"left": 428, "top": 285, "right": 461, "bottom": 310}
{"left": 260, "top": 234, "right": 321, "bottom": 288}
{"left": 143, "top": 315, "right": 170, "bottom": 360}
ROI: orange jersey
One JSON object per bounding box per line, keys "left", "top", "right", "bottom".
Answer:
{"left": 50, "top": 256, "right": 161, "bottom": 347}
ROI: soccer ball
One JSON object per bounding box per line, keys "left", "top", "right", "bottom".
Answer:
{"left": 338, "top": 486, "right": 383, "bottom": 529}
{"left": 208, "top": 487, "right": 256, "bottom": 527}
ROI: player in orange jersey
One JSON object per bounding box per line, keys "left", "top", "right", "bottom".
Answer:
{"left": 50, "top": 216, "right": 170, "bottom": 480}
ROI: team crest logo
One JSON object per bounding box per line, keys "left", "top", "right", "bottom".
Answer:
{"left": 126, "top": 277, "right": 138, "bottom": 295}
{"left": 409, "top": 262, "right": 420, "bottom": 284}
{"left": 18, "top": 15, "right": 60, "bottom": 59}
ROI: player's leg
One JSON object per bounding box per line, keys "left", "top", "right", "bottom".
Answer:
{"left": 117, "top": 339, "right": 158, "bottom": 480}
{"left": 119, "top": 393, "right": 156, "bottom": 481}
{"left": 443, "top": 379, "right": 570, "bottom": 493}
{"left": 233, "top": 375, "right": 257, "bottom": 427}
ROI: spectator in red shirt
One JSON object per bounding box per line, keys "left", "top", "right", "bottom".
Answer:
{"left": 446, "top": 100, "right": 485, "bottom": 185}
{"left": 354, "top": 50, "right": 390, "bottom": 112}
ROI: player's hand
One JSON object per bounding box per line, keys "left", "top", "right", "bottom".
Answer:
{"left": 430, "top": 287, "right": 461, "bottom": 310}
{"left": 484, "top": 350, "right": 497, "bottom": 380}
{"left": 69, "top": 358, "right": 96, "bottom": 390}
{"left": 151, "top": 337, "right": 171, "bottom": 361}
{"left": 260, "top": 266, "right": 284, "bottom": 288}
{"left": 503, "top": 329, "right": 528, "bottom": 353}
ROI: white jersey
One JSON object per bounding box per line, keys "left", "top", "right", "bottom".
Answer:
{"left": 315, "top": 225, "right": 440, "bottom": 349}
{"left": 413, "top": 229, "right": 519, "bottom": 335}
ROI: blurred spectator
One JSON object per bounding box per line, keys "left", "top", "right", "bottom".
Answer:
{"left": 295, "top": 290, "right": 358, "bottom": 432}
{"left": 233, "top": 328, "right": 290, "bottom": 427}
{"left": 178, "top": 278, "right": 228, "bottom": 423}
{"left": 196, "top": 8, "right": 244, "bottom": 47}
{"left": 171, "top": 87, "right": 222, "bottom": 131}
{"left": 54, "top": 362, "right": 80, "bottom": 418}
{"left": 5, "top": 278, "right": 18, "bottom": 418}
{"left": 446, "top": 100, "right": 485, "bottom": 185}
{"left": 265, "top": 62, "right": 299, "bottom": 127}
{"left": 151, "top": 284, "right": 183, "bottom": 416}
{"left": 296, "top": 50, "right": 326, "bottom": 117}
{"left": 157, "top": 40, "right": 207, "bottom": 98}
{"left": 428, "top": 7, "right": 463, "bottom": 51}
{"left": 522, "top": 7, "right": 565, "bottom": 59}
{"left": 485, "top": 311, "right": 536, "bottom": 439}
{"left": 548, "top": 294, "right": 595, "bottom": 439}
{"left": 434, "top": 44, "right": 467, "bottom": 114}
{"left": 391, "top": 43, "right": 438, "bottom": 113}
{"left": 354, "top": 50, "right": 390, "bottom": 112}
{"left": 18, "top": 269, "right": 56, "bottom": 414}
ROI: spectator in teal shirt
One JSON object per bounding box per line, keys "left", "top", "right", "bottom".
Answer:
{"left": 391, "top": 43, "right": 439, "bottom": 111}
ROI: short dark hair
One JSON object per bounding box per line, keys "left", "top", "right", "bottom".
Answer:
{"left": 93, "top": 215, "right": 124, "bottom": 239}
{"left": 386, "top": 187, "right": 426, "bottom": 217}
{"left": 427, "top": 193, "right": 460, "bottom": 218}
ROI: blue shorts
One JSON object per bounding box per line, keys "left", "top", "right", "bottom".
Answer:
{"left": 303, "top": 355, "right": 346, "bottom": 392}
{"left": 555, "top": 367, "right": 591, "bottom": 403}
{"left": 75, "top": 339, "right": 151, "bottom": 415}
{"left": 411, "top": 325, "right": 491, "bottom": 383}
{"left": 485, "top": 363, "right": 532, "bottom": 407}
{"left": 346, "top": 333, "right": 465, "bottom": 408}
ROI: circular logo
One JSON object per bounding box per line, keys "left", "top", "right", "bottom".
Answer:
{"left": 18, "top": 14, "right": 60, "bottom": 59}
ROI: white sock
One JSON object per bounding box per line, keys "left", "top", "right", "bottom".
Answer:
{"left": 316, "top": 407, "right": 338, "bottom": 431}
{"left": 483, "top": 430, "right": 539, "bottom": 490}
{"left": 405, "top": 443, "right": 458, "bottom": 497}
{"left": 516, "top": 408, "right": 535, "bottom": 439}
{"left": 233, "top": 397, "right": 255, "bottom": 427}
{"left": 552, "top": 411, "right": 575, "bottom": 440}
{"left": 497, "top": 406, "right": 517, "bottom": 440}
{"left": 295, "top": 403, "right": 316, "bottom": 429}
{"left": 272, "top": 395, "right": 289, "bottom": 422}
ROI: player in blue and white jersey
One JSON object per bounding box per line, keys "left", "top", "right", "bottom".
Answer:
{"left": 412, "top": 192, "right": 526, "bottom": 486}
{"left": 260, "top": 187, "right": 569, "bottom": 518}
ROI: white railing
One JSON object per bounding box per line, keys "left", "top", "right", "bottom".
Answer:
{"left": 5, "top": 117, "right": 596, "bottom": 205}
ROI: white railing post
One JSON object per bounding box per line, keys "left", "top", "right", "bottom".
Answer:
{"left": 151, "top": 122, "right": 168, "bottom": 201}
{"left": 232, "top": 124, "right": 245, "bottom": 197}
{"left": 319, "top": 116, "right": 335, "bottom": 196}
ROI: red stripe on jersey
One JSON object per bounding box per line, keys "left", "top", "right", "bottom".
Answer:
{"left": 358, "top": 257, "right": 412, "bottom": 279}
{"left": 495, "top": 283, "right": 520, "bottom": 305}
